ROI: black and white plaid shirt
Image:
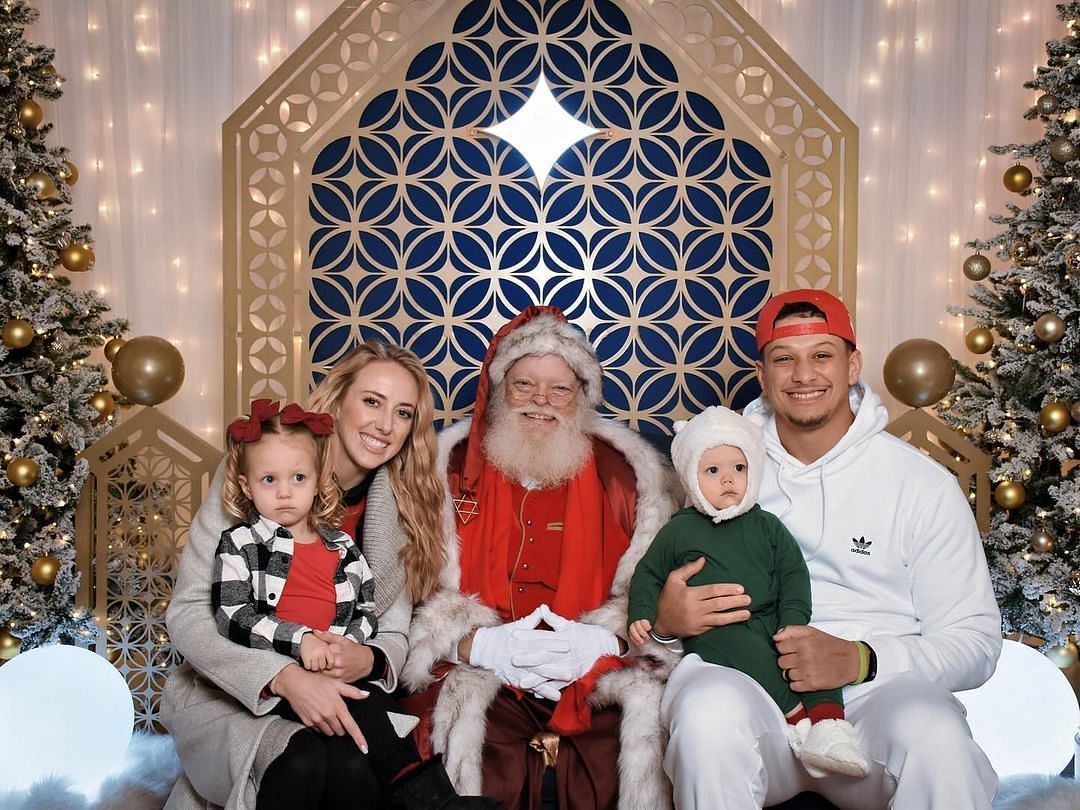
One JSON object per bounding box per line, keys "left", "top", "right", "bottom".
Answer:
{"left": 212, "top": 516, "right": 377, "bottom": 660}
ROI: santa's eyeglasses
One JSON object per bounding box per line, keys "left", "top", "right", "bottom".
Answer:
{"left": 508, "top": 378, "right": 578, "bottom": 405}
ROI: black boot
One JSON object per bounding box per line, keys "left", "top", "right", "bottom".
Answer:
{"left": 389, "top": 755, "right": 507, "bottom": 810}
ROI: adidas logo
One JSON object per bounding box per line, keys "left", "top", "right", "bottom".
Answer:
{"left": 850, "top": 537, "right": 872, "bottom": 556}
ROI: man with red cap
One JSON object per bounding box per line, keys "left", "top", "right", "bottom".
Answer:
{"left": 402, "top": 306, "right": 681, "bottom": 809}
{"left": 653, "top": 290, "right": 1001, "bottom": 809}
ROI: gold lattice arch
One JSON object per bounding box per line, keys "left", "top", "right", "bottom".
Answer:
{"left": 223, "top": 0, "right": 858, "bottom": 421}
{"left": 75, "top": 407, "right": 220, "bottom": 731}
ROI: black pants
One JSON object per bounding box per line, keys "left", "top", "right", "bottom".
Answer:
{"left": 256, "top": 680, "right": 420, "bottom": 810}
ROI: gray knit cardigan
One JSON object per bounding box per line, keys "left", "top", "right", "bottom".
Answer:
{"left": 162, "top": 461, "right": 412, "bottom": 810}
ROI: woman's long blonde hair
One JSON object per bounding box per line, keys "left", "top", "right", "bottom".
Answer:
{"left": 222, "top": 413, "right": 344, "bottom": 530}
{"left": 308, "top": 341, "right": 445, "bottom": 602}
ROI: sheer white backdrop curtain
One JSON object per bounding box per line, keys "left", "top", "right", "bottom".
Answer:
{"left": 30, "top": 0, "right": 1059, "bottom": 442}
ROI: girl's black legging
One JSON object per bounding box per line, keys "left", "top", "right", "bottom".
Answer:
{"left": 256, "top": 680, "right": 420, "bottom": 810}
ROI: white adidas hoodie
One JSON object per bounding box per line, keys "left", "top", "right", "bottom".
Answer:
{"left": 742, "top": 381, "right": 1001, "bottom": 699}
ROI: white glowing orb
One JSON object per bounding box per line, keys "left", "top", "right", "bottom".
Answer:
{"left": 0, "top": 644, "right": 134, "bottom": 795}
{"left": 483, "top": 75, "right": 601, "bottom": 186}
{"left": 955, "top": 639, "right": 1080, "bottom": 777}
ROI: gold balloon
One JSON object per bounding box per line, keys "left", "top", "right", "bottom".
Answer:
{"left": 1040, "top": 401, "right": 1071, "bottom": 433}
{"left": 1047, "top": 642, "right": 1078, "bottom": 669}
{"left": 30, "top": 555, "right": 60, "bottom": 587}
{"left": 90, "top": 390, "right": 115, "bottom": 419}
{"left": 964, "top": 326, "right": 993, "bottom": 354}
{"left": 59, "top": 159, "right": 78, "bottom": 186}
{"left": 882, "top": 339, "right": 956, "bottom": 408}
{"left": 962, "top": 253, "right": 991, "bottom": 281}
{"left": 1034, "top": 312, "right": 1066, "bottom": 343}
{"left": 1051, "top": 137, "right": 1079, "bottom": 164}
{"left": 111, "top": 335, "right": 185, "bottom": 406}
{"left": 103, "top": 337, "right": 126, "bottom": 362}
{"left": 994, "top": 480, "right": 1026, "bottom": 510}
{"left": 1030, "top": 528, "right": 1055, "bottom": 553}
{"left": 17, "top": 98, "right": 42, "bottom": 129}
{"left": 2, "top": 318, "right": 34, "bottom": 348}
{"left": 0, "top": 627, "right": 19, "bottom": 660}
{"left": 59, "top": 243, "right": 94, "bottom": 272}
{"left": 6, "top": 457, "right": 39, "bottom": 487}
{"left": 25, "top": 170, "right": 56, "bottom": 200}
{"left": 1003, "top": 164, "right": 1032, "bottom": 193}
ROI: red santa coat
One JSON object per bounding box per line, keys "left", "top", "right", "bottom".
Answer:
{"left": 402, "top": 415, "right": 681, "bottom": 810}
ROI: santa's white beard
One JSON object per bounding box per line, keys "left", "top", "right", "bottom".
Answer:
{"left": 483, "top": 394, "right": 592, "bottom": 488}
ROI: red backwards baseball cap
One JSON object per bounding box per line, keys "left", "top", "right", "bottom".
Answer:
{"left": 755, "top": 289, "right": 856, "bottom": 352}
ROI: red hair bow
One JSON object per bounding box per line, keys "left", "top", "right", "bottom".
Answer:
{"left": 228, "top": 399, "right": 334, "bottom": 443}
{"left": 280, "top": 403, "right": 334, "bottom": 436}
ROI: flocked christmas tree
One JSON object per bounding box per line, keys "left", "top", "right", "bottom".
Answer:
{"left": 0, "top": 0, "right": 126, "bottom": 661}
{"left": 939, "top": 2, "right": 1080, "bottom": 652}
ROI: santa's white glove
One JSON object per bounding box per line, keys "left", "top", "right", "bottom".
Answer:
{"left": 513, "top": 605, "right": 621, "bottom": 683}
{"left": 469, "top": 606, "right": 571, "bottom": 700}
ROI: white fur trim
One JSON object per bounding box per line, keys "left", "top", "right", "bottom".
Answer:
{"left": 670, "top": 406, "right": 765, "bottom": 523}
{"left": 487, "top": 314, "right": 603, "bottom": 407}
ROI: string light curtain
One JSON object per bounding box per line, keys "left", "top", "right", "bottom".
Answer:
{"left": 29, "top": 1, "right": 1061, "bottom": 440}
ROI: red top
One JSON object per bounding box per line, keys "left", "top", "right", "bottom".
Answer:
{"left": 276, "top": 539, "right": 340, "bottom": 631}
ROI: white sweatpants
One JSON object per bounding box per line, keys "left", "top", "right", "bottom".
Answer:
{"left": 660, "top": 654, "right": 997, "bottom": 810}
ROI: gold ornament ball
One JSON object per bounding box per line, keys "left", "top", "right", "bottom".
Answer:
{"left": 17, "top": 98, "right": 42, "bottom": 129}
{"left": 59, "top": 159, "right": 78, "bottom": 186}
{"left": 1034, "top": 312, "right": 1066, "bottom": 343}
{"left": 965, "top": 326, "right": 994, "bottom": 355}
{"left": 1006, "top": 239, "right": 1032, "bottom": 261}
{"left": 962, "top": 253, "right": 992, "bottom": 281}
{"left": 1040, "top": 401, "right": 1072, "bottom": 433}
{"left": 1051, "top": 137, "right": 1079, "bottom": 164}
{"left": 1037, "top": 93, "right": 1062, "bottom": 115}
{"left": 1003, "top": 164, "right": 1033, "bottom": 193}
{"left": 112, "top": 335, "right": 186, "bottom": 406}
{"left": 90, "top": 390, "right": 115, "bottom": 419}
{"left": 59, "top": 243, "right": 94, "bottom": 272}
{"left": 0, "top": 627, "right": 19, "bottom": 660}
{"left": 2, "top": 318, "right": 34, "bottom": 349}
{"left": 1030, "top": 528, "right": 1056, "bottom": 553}
{"left": 6, "top": 457, "right": 39, "bottom": 487}
{"left": 1072, "top": 401, "right": 1080, "bottom": 423}
{"left": 30, "top": 555, "right": 60, "bottom": 587}
{"left": 1047, "top": 642, "right": 1079, "bottom": 669}
{"left": 1066, "top": 245, "right": 1080, "bottom": 274}
{"left": 103, "top": 337, "right": 126, "bottom": 362}
{"left": 25, "top": 170, "right": 56, "bottom": 200}
{"left": 994, "top": 480, "right": 1026, "bottom": 510}
{"left": 882, "top": 339, "right": 956, "bottom": 408}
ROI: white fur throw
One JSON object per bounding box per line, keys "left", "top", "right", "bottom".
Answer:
{"left": 993, "top": 773, "right": 1080, "bottom": 810}
{"left": 0, "top": 732, "right": 179, "bottom": 810}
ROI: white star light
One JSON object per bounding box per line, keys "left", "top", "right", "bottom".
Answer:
{"left": 483, "top": 75, "right": 601, "bottom": 186}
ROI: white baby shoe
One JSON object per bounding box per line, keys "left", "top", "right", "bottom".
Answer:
{"left": 788, "top": 718, "right": 869, "bottom": 779}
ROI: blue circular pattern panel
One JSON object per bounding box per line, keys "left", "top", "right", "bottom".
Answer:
{"left": 308, "top": 0, "right": 774, "bottom": 432}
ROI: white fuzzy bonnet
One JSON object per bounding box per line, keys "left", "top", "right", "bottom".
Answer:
{"left": 670, "top": 406, "right": 765, "bottom": 523}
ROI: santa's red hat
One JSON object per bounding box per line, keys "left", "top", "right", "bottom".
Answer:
{"left": 461, "top": 305, "right": 601, "bottom": 495}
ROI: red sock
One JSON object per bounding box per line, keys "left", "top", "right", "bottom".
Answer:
{"left": 786, "top": 706, "right": 808, "bottom": 725}
{"left": 807, "top": 702, "right": 845, "bottom": 723}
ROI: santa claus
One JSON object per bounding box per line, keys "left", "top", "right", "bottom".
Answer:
{"left": 403, "top": 306, "right": 681, "bottom": 809}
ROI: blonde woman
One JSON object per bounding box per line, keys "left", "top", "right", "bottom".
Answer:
{"left": 163, "top": 343, "right": 500, "bottom": 810}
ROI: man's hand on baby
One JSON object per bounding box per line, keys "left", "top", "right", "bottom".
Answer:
{"left": 654, "top": 557, "right": 751, "bottom": 637}
{"left": 629, "top": 619, "right": 653, "bottom": 646}
{"left": 300, "top": 632, "right": 335, "bottom": 672}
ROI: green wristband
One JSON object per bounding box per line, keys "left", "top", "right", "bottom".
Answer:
{"left": 851, "top": 641, "right": 870, "bottom": 684}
